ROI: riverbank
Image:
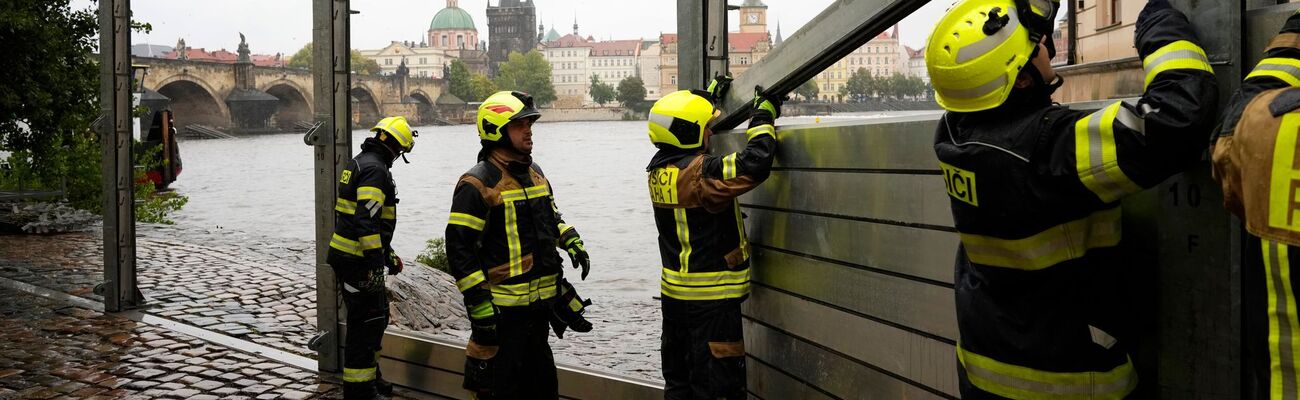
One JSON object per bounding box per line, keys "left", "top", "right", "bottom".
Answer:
{"left": 0, "top": 222, "right": 663, "bottom": 381}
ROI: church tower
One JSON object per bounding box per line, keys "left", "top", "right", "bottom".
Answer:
{"left": 738, "top": 0, "right": 768, "bottom": 34}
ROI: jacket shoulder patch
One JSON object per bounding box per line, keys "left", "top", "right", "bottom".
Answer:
{"left": 340, "top": 169, "right": 352, "bottom": 184}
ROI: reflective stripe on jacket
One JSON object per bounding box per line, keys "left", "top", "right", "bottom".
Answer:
{"left": 934, "top": 5, "right": 1217, "bottom": 398}
{"left": 648, "top": 124, "right": 776, "bottom": 301}
{"left": 446, "top": 149, "right": 572, "bottom": 325}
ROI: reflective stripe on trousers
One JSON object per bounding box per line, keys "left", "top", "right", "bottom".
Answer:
{"left": 958, "top": 345, "right": 1137, "bottom": 400}
{"left": 1264, "top": 240, "right": 1300, "bottom": 400}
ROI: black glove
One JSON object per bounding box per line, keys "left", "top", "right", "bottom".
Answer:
{"left": 750, "top": 87, "right": 784, "bottom": 126}
{"left": 564, "top": 237, "right": 591, "bottom": 280}
{"left": 386, "top": 253, "right": 404, "bottom": 275}
{"left": 706, "top": 73, "right": 733, "bottom": 103}
{"left": 470, "top": 319, "right": 499, "bottom": 346}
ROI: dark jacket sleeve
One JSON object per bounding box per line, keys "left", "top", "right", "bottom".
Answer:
{"left": 697, "top": 123, "right": 777, "bottom": 212}
{"left": 445, "top": 179, "right": 495, "bottom": 324}
{"left": 1218, "top": 12, "right": 1300, "bottom": 137}
{"left": 1043, "top": 2, "right": 1219, "bottom": 204}
{"left": 351, "top": 163, "right": 391, "bottom": 270}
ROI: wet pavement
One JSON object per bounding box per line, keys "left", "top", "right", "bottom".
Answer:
{"left": 0, "top": 222, "right": 664, "bottom": 394}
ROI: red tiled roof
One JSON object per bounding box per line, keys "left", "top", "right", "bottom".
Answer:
{"left": 661, "top": 33, "right": 678, "bottom": 45}
{"left": 158, "top": 47, "right": 287, "bottom": 67}
{"left": 589, "top": 40, "right": 641, "bottom": 57}
{"left": 727, "top": 32, "right": 770, "bottom": 52}
{"left": 542, "top": 33, "right": 593, "bottom": 48}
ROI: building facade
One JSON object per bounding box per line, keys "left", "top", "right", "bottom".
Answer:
{"left": 1054, "top": 0, "right": 1144, "bottom": 102}
{"left": 813, "top": 28, "right": 902, "bottom": 101}
{"left": 358, "top": 0, "right": 488, "bottom": 78}
{"left": 540, "top": 26, "right": 595, "bottom": 108}
{"left": 656, "top": 0, "right": 773, "bottom": 95}
{"left": 486, "top": 0, "right": 538, "bottom": 76}
{"left": 589, "top": 40, "right": 642, "bottom": 86}
{"left": 639, "top": 41, "right": 663, "bottom": 100}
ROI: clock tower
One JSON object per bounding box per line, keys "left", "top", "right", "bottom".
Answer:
{"left": 738, "top": 0, "right": 767, "bottom": 33}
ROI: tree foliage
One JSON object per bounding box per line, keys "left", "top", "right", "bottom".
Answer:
{"left": 840, "top": 69, "right": 929, "bottom": 102}
{"left": 616, "top": 76, "right": 648, "bottom": 111}
{"left": 493, "top": 50, "right": 556, "bottom": 106}
{"left": 794, "top": 79, "right": 820, "bottom": 101}
{"left": 286, "top": 43, "right": 381, "bottom": 75}
{"left": 446, "top": 59, "right": 474, "bottom": 101}
{"left": 469, "top": 73, "right": 499, "bottom": 102}
{"left": 0, "top": 1, "right": 186, "bottom": 222}
{"left": 589, "top": 75, "right": 616, "bottom": 106}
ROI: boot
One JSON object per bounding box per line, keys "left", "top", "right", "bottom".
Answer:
{"left": 343, "top": 381, "right": 388, "bottom": 400}
{"left": 375, "top": 377, "right": 393, "bottom": 396}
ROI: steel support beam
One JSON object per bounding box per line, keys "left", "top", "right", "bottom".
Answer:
{"left": 98, "top": 0, "right": 141, "bottom": 312}
{"left": 311, "top": 0, "right": 351, "bottom": 372}
{"left": 676, "top": 0, "right": 730, "bottom": 90}
{"left": 712, "top": 0, "right": 928, "bottom": 130}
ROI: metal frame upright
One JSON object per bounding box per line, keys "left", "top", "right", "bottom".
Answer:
{"left": 310, "top": 0, "right": 352, "bottom": 372}
{"left": 98, "top": 0, "right": 141, "bottom": 313}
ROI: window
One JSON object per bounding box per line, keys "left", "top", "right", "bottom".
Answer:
{"left": 385, "top": 58, "right": 392, "bottom": 65}
{"left": 1097, "top": 0, "right": 1120, "bottom": 29}
{"left": 671, "top": 75, "right": 677, "bottom": 85}
{"left": 442, "top": 35, "right": 448, "bottom": 47}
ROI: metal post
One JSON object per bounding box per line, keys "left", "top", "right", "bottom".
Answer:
{"left": 99, "top": 0, "right": 140, "bottom": 312}
{"left": 676, "top": 0, "right": 705, "bottom": 91}
{"left": 311, "top": 0, "right": 351, "bottom": 372}
{"left": 704, "top": 0, "right": 729, "bottom": 86}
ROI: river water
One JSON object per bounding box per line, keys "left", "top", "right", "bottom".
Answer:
{"left": 171, "top": 120, "right": 664, "bottom": 301}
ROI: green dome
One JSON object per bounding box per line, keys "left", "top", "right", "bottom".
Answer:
{"left": 430, "top": 6, "right": 476, "bottom": 31}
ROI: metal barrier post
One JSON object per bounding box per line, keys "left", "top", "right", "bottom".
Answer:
{"left": 310, "top": 0, "right": 352, "bottom": 372}
{"left": 98, "top": 0, "right": 141, "bottom": 312}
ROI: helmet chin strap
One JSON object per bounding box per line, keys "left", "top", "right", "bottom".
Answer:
{"left": 400, "top": 153, "right": 410, "bottom": 164}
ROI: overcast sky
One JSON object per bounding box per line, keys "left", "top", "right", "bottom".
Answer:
{"left": 71, "top": 0, "right": 973, "bottom": 56}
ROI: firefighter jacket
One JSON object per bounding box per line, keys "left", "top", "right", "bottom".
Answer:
{"left": 1211, "top": 16, "right": 1300, "bottom": 400}
{"left": 1214, "top": 12, "right": 1300, "bottom": 247}
{"left": 327, "top": 137, "right": 398, "bottom": 277}
{"left": 647, "top": 122, "right": 777, "bottom": 302}
{"left": 446, "top": 147, "right": 578, "bottom": 325}
{"left": 932, "top": 5, "right": 1218, "bottom": 399}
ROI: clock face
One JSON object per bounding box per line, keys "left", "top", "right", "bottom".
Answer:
{"left": 747, "top": 13, "right": 758, "bottom": 23}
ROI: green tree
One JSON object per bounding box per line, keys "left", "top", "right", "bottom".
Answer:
{"left": 469, "top": 73, "right": 499, "bottom": 101}
{"left": 493, "top": 50, "right": 556, "bottom": 106}
{"left": 589, "top": 75, "right": 616, "bottom": 106}
{"left": 286, "top": 43, "right": 381, "bottom": 75}
{"left": 794, "top": 79, "right": 820, "bottom": 102}
{"left": 616, "top": 76, "right": 648, "bottom": 111}
{"left": 416, "top": 238, "right": 449, "bottom": 273}
{"left": 446, "top": 59, "right": 474, "bottom": 101}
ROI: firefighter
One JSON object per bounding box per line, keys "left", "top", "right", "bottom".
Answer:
{"left": 648, "top": 79, "right": 781, "bottom": 399}
{"left": 445, "top": 91, "right": 594, "bottom": 399}
{"left": 1212, "top": 10, "right": 1300, "bottom": 400}
{"left": 926, "top": 0, "right": 1218, "bottom": 397}
{"left": 328, "top": 116, "right": 417, "bottom": 400}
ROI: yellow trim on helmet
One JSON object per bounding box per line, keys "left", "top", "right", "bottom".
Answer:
{"left": 926, "top": 0, "right": 1036, "bottom": 112}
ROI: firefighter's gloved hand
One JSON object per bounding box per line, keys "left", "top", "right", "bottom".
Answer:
{"left": 706, "top": 74, "right": 733, "bottom": 103}
{"left": 564, "top": 237, "right": 591, "bottom": 280}
{"left": 750, "top": 88, "right": 784, "bottom": 126}
{"left": 386, "top": 253, "right": 404, "bottom": 275}
{"left": 471, "top": 320, "right": 499, "bottom": 346}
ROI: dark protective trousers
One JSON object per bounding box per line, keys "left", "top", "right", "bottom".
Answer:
{"left": 339, "top": 269, "right": 389, "bottom": 386}
{"left": 465, "top": 304, "right": 558, "bottom": 400}
{"left": 1244, "top": 235, "right": 1300, "bottom": 400}
{"left": 662, "top": 297, "right": 746, "bottom": 400}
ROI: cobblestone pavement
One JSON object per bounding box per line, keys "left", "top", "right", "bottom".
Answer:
{"left": 0, "top": 224, "right": 662, "bottom": 382}
{"left": 0, "top": 285, "right": 345, "bottom": 399}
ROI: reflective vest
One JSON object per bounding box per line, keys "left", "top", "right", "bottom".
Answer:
{"left": 327, "top": 139, "right": 397, "bottom": 273}
{"left": 936, "top": 7, "right": 1216, "bottom": 397}
{"left": 445, "top": 152, "right": 570, "bottom": 315}
{"left": 648, "top": 124, "right": 776, "bottom": 302}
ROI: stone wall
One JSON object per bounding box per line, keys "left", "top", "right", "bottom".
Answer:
{"left": 538, "top": 107, "right": 631, "bottom": 122}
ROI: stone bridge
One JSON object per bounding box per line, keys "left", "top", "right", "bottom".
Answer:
{"left": 135, "top": 57, "right": 453, "bottom": 132}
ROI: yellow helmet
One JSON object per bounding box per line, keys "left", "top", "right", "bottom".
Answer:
{"left": 477, "top": 91, "right": 541, "bottom": 142}
{"left": 371, "top": 116, "right": 416, "bottom": 152}
{"left": 926, "top": 0, "right": 1057, "bottom": 112}
{"left": 648, "top": 90, "right": 717, "bottom": 150}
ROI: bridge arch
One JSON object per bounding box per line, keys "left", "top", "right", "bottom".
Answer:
{"left": 261, "top": 79, "right": 313, "bottom": 129}
{"left": 409, "top": 90, "right": 436, "bottom": 126}
{"left": 350, "top": 85, "right": 381, "bottom": 128}
{"left": 154, "top": 76, "right": 229, "bottom": 129}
